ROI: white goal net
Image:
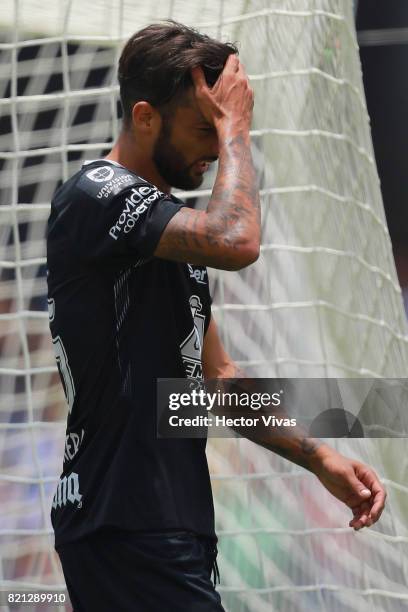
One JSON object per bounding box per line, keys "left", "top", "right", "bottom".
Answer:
{"left": 1, "top": 1, "right": 408, "bottom": 611}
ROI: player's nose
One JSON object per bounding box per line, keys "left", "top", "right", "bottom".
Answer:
{"left": 208, "top": 136, "right": 219, "bottom": 161}
{"left": 207, "top": 145, "right": 219, "bottom": 163}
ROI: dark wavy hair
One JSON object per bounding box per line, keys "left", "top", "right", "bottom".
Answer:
{"left": 118, "top": 21, "right": 238, "bottom": 125}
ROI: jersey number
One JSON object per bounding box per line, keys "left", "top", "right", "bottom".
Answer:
{"left": 48, "top": 299, "right": 76, "bottom": 413}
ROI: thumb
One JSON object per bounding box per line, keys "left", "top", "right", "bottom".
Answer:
{"left": 359, "top": 488, "right": 372, "bottom": 497}
{"left": 344, "top": 465, "right": 372, "bottom": 499}
{"left": 352, "top": 477, "right": 371, "bottom": 498}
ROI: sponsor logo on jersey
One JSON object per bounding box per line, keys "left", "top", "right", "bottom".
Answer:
{"left": 86, "top": 166, "right": 115, "bottom": 183}
{"left": 187, "top": 264, "right": 207, "bottom": 285}
{"left": 78, "top": 165, "right": 139, "bottom": 200}
{"left": 180, "top": 295, "right": 205, "bottom": 379}
{"left": 95, "top": 173, "right": 136, "bottom": 200}
{"left": 109, "top": 185, "right": 164, "bottom": 241}
{"left": 64, "top": 428, "right": 85, "bottom": 463}
{"left": 52, "top": 472, "right": 82, "bottom": 509}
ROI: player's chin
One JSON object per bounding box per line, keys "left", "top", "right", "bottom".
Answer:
{"left": 170, "top": 171, "right": 204, "bottom": 191}
{"left": 190, "top": 173, "right": 205, "bottom": 189}
{"left": 178, "top": 173, "right": 204, "bottom": 191}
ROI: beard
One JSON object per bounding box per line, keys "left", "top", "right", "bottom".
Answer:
{"left": 152, "top": 119, "right": 205, "bottom": 191}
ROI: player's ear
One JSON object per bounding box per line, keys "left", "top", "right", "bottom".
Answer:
{"left": 131, "top": 101, "right": 160, "bottom": 134}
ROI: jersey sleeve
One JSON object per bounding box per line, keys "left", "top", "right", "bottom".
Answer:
{"left": 73, "top": 164, "right": 184, "bottom": 264}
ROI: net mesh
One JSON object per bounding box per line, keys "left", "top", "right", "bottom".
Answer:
{"left": 1, "top": 1, "right": 408, "bottom": 611}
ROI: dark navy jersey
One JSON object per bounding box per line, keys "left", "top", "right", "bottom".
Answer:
{"left": 47, "top": 159, "right": 214, "bottom": 547}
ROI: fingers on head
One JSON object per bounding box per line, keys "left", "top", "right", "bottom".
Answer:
{"left": 225, "top": 53, "right": 239, "bottom": 72}
{"left": 191, "top": 65, "right": 206, "bottom": 88}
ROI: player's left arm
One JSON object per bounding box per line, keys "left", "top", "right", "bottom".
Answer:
{"left": 202, "top": 315, "right": 387, "bottom": 530}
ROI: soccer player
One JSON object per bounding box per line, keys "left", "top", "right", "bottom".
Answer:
{"left": 47, "top": 21, "right": 386, "bottom": 612}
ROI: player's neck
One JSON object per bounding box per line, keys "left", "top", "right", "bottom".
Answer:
{"left": 105, "top": 131, "right": 171, "bottom": 195}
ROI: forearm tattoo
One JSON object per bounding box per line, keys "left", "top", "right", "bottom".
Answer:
{"left": 155, "top": 129, "right": 261, "bottom": 267}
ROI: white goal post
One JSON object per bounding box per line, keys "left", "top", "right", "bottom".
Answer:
{"left": 1, "top": 1, "right": 408, "bottom": 611}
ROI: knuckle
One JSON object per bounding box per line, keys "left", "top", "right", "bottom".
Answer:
{"left": 339, "top": 467, "right": 350, "bottom": 479}
{"left": 360, "top": 467, "right": 371, "bottom": 480}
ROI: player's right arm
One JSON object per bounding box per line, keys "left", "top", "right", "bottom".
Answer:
{"left": 154, "top": 55, "right": 261, "bottom": 271}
